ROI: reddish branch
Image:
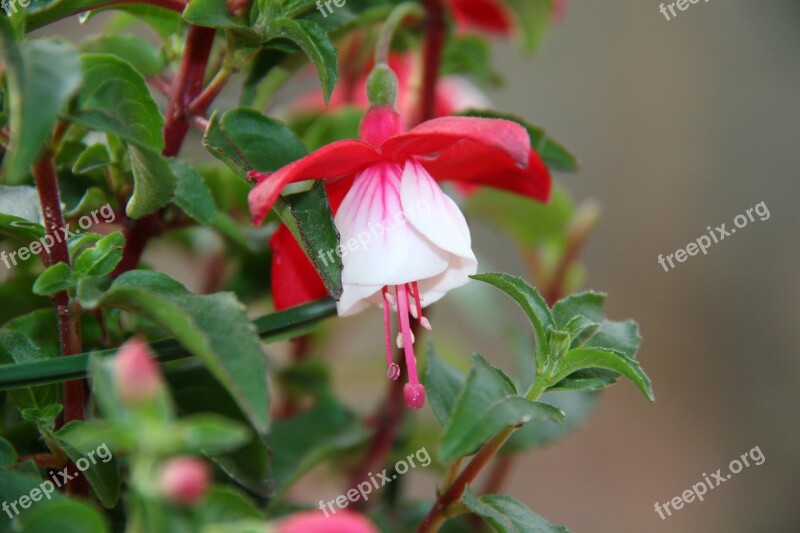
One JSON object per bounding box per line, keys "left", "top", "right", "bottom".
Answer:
{"left": 114, "top": 26, "right": 217, "bottom": 278}
{"left": 33, "top": 154, "right": 85, "bottom": 425}
{"left": 419, "top": 0, "right": 445, "bottom": 124}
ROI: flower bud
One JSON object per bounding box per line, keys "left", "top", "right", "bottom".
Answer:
{"left": 366, "top": 63, "right": 399, "bottom": 108}
{"left": 113, "top": 337, "right": 162, "bottom": 405}
{"left": 158, "top": 457, "right": 211, "bottom": 506}
{"left": 277, "top": 510, "right": 378, "bottom": 533}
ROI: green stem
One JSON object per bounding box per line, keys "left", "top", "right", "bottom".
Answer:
{"left": 374, "top": 2, "right": 425, "bottom": 65}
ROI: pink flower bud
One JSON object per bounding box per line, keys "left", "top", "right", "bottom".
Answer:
{"left": 114, "top": 337, "right": 162, "bottom": 405}
{"left": 277, "top": 510, "right": 378, "bottom": 533}
{"left": 159, "top": 457, "right": 211, "bottom": 506}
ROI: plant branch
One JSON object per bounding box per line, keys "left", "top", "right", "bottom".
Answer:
{"left": 33, "top": 153, "right": 84, "bottom": 425}
{"left": 419, "top": 0, "right": 445, "bottom": 124}
{"left": 418, "top": 426, "right": 516, "bottom": 532}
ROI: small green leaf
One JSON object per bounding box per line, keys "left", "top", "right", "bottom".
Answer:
{"left": 0, "top": 436, "right": 18, "bottom": 468}
{"left": 0, "top": 213, "right": 45, "bottom": 244}
{"left": 552, "top": 348, "right": 654, "bottom": 402}
{"left": 171, "top": 160, "right": 218, "bottom": 225}
{"left": 462, "top": 486, "right": 570, "bottom": 533}
{"left": 21, "top": 404, "right": 63, "bottom": 427}
{"left": 72, "top": 144, "right": 112, "bottom": 175}
{"left": 126, "top": 145, "right": 178, "bottom": 218}
{"left": 71, "top": 54, "right": 164, "bottom": 151}
{"left": 425, "top": 344, "right": 466, "bottom": 427}
{"left": 85, "top": 270, "right": 270, "bottom": 435}
{"left": 102, "top": 5, "right": 183, "bottom": 40}
{"left": 196, "top": 486, "right": 264, "bottom": 524}
{"left": 33, "top": 262, "right": 73, "bottom": 296}
{"left": 16, "top": 497, "right": 109, "bottom": 533}
{"left": 551, "top": 292, "right": 606, "bottom": 328}
{"left": 471, "top": 273, "right": 553, "bottom": 366}
{"left": 183, "top": 0, "right": 248, "bottom": 29}
{"left": 440, "top": 354, "right": 564, "bottom": 461}
{"left": 547, "top": 328, "right": 571, "bottom": 361}
{"left": 0, "top": 329, "right": 59, "bottom": 413}
{"left": 63, "top": 188, "right": 108, "bottom": 218}
{"left": 176, "top": 414, "right": 251, "bottom": 455}
{"left": 53, "top": 421, "right": 121, "bottom": 508}
{"left": 562, "top": 315, "right": 600, "bottom": 346}
{"left": 80, "top": 34, "right": 164, "bottom": 77}
{"left": 275, "top": 182, "right": 342, "bottom": 299}
{"left": 27, "top": 0, "right": 144, "bottom": 31}
{"left": 266, "top": 18, "right": 338, "bottom": 102}
{"left": 204, "top": 108, "right": 307, "bottom": 178}
{"left": 73, "top": 232, "right": 125, "bottom": 278}
{"left": 0, "top": 22, "right": 83, "bottom": 180}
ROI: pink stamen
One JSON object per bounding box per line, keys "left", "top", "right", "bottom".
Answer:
{"left": 409, "top": 282, "right": 423, "bottom": 324}
{"left": 396, "top": 284, "right": 425, "bottom": 409}
{"left": 382, "top": 287, "right": 400, "bottom": 380}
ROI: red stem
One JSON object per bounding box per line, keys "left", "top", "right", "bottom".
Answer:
{"left": 114, "top": 26, "right": 216, "bottom": 278}
{"left": 33, "top": 155, "right": 84, "bottom": 424}
{"left": 419, "top": 0, "right": 445, "bottom": 124}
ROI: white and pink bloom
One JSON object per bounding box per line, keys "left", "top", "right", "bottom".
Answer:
{"left": 249, "top": 69, "right": 551, "bottom": 409}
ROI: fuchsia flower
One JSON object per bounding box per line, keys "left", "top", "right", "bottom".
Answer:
{"left": 113, "top": 337, "right": 163, "bottom": 405}
{"left": 447, "top": 0, "right": 514, "bottom": 35}
{"left": 159, "top": 457, "right": 211, "bottom": 506}
{"left": 249, "top": 67, "right": 550, "bottom": 409}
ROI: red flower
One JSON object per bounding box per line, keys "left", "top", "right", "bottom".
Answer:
{"left": 447, "top": 0, "right": 514, "bottom": 35}
{"left": 276, "top": 510, "right": 378, "bottom": 533}
{"left": 249, "top": 95, "right": 550, "bottom": 408}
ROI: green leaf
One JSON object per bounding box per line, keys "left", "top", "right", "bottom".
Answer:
{"left": 33, "top": 262, "right": 73, "bottom": 296}
{"left": 72, "top": 232, "right": 125, "bottom": 278}
{"left": 16, "top": 497, "right": 109, "bottom": 533}
{"left": 169, "top": 364, "right": 272, "bottom": 496}
{"left": 462, "top": 486, "right": 570, "bottom": 533}
{"left": 440, "top": 354, "right": 564, "bottom": 461}
{"left": 195, "top": 486, "right": 264, "bottom": 524}
{"left": 551, "top": 292, "right": 605, "bottom": 328}
{"left": 460, "top": 109, "right": 578, "bottom": 172}
{"left": 268, "top": 397, "right": 368, "bottom": 502}
{"left": 71, "top": 53, "right": 164, "bottom": 151}
{"left": 266, "top": 18, "right": 338, "bottom": 102}
{"left": 0, "top": 213, "right": 45, "bottom": 244}
{"left": 27, "top": 0, "right": 153, "bottom": 31}
{"left": 102, "top": 5, "right": 184, "bottom": 40}
{"left": 0, "top": 436, "right": 17, "bottom": 468}
{"left": 442, "top": 35, "right": 500, "bottom": 87}
{"left": 183, "top": 0, "right": 247, "bottom": 29}
{"left": 502, "top": 0, "right": 555, "bottom": 54}
{"left": 0, "top": 329, "right": 59, "bottom": 413}
{"left": 63, "top": 188, "right": 108, "bottom": 218}
{"left": 21, "top": 404, "right": 63, "bottom": 427}
{"left": 85, "top": 270, "right": 270, "bottom": 435}
{"left": 176, "top": 414, "right": 251, "bottom": 455}
{"left": 471, "top": 273, "right": 552, "bottom": 366}
{"left": 126, "top": 144, "right": 178, "bottom": 218}
{"left": 275, "top": 182, "right": 342, "bottom": 299}
{"left": 203, "top": 108, "right": 307, "bottom": 178}
{"left": 552, "top": 348, "right": 654, "bottom": 402}
{"left": 0, "top": 23, "right": 83, "bottom": 180}
{"left": 0, "top": 298, "right": 337, "bottom": 391}
{"left": 425, "top": 344, "right": 466, "bottom": 427}
{"left": 171, "top": 160, "right": 218, "bottom": 225}
{"left": 53, "top": 421, "right": 121, "bottom": 508}
{"left": 80, "top": 34, "right": 164, "bottom": 77}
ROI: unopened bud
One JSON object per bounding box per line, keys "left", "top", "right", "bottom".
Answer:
{"left": 277, "top": 510, "right": 378, "bottom": 533}
{"left": 366, "top": 63, "right": 399, "bottom": 108}
{"left": 114, "top": 337, "right": 162, "bottom": 405}
{"left": 159, "top": 457, "right": 211, "bottom": 506}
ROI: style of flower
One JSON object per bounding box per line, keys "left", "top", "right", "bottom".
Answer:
{"left": 249, "top": 80, "right": 550, "bottom": 409}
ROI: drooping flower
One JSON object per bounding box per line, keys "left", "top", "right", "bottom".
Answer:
{"left": 249, "top": 66, "right": 551, "bottom": 409}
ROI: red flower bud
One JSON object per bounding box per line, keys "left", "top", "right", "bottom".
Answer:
{"left": 277, "top": 510, "right": 378, "bottom": 533}
{"left": 159, "top": 457, "right": 211, "bottom": 506}
{"left": 113, "top": 337, "right": 162, "bottom": 405}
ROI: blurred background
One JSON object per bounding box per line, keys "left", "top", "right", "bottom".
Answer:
{"left": 41, "top": 1, "right": 800, "bottom": 531}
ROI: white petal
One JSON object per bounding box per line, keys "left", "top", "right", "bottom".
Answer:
{"left": 399, "top": 161, "right": 475, "bottom": 262}
{"left": 335, "top": 162, "right": 450, "bottom": 288}
{"left": 416, "top": 254, "right": 477, "bottom": 308}
{"left": 336, "top": 283, "right": 383, "bottom": 316}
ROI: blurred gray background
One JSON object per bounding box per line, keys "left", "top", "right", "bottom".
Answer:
{"left": 476, "top": 1, "right": 800, "bottom": 531}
